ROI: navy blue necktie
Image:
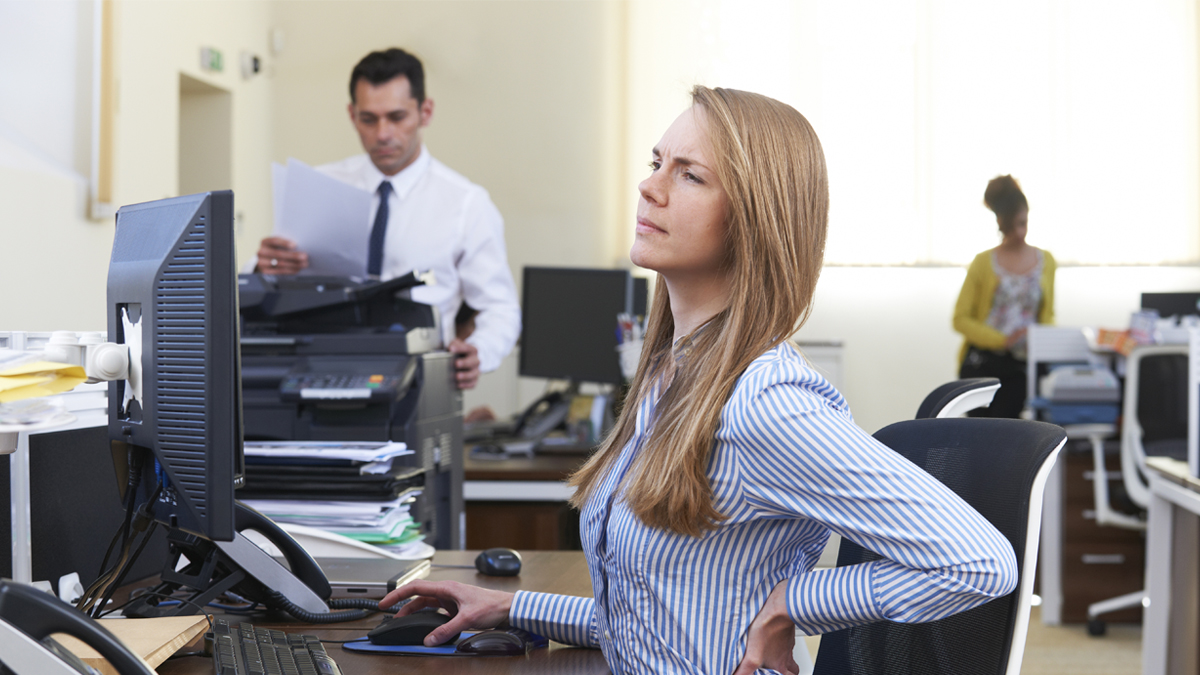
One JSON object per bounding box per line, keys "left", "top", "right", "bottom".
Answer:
{"left": 368, "top": 181, "right": 393, "bottom": 277}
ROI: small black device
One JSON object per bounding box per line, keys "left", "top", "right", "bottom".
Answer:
{"left": 475, "top": 547, "right": 522, "bottom": 576}
{"left": 368, "top": 611, "right": 458, "bottom": 646}
{"left": 455, "top": 627, "right": 546, "bottom": 656}
{"left": 209, "top": 619, "right": 342, "bottom": 675}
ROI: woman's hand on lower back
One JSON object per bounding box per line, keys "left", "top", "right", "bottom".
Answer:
{"left": 381, "top": 580, "right": 514, "bottom": 647}
{"left": 733, "top": 579, "right": 799, "bottom": 675}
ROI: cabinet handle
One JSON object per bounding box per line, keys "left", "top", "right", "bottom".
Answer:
{"left": 1083, "top": 470, "right": 1123, "bottom": 481}
{"left": 1081, "top": 553, "right": 1126, "bottom": 565}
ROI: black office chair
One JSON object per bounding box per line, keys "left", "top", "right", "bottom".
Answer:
{"left": 915, "top": 378, "right": 1001, "bottom": 419}
{"left": 811, "top": 418, "right": 1067, "bottom": 675}
{"left": 1085, "top": 345, "right": 1188, "bottom": 635}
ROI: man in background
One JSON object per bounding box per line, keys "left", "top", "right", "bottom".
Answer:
{"left": 255, "top": 48, "right": 520, "bottom": 389}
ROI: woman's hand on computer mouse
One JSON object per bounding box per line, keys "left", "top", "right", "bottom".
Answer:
{"left": 733, "top": 579, "right": 799, "bottom": 675}
{"left": 381, "top": 580, "right": 514, "bottom": 647}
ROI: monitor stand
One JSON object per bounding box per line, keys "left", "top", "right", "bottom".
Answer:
{"left": 123, "top": 503, "right": 331, "bottom": 618}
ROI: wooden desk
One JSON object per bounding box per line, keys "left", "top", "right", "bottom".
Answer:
{"left": 155, "top": 550, "right": 609, "bottom": 675}
{"left": 464, "top": 453, "right": 588, "bottom": 550}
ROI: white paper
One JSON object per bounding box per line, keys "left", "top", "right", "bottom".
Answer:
{"left": 241, "top": 494, "right": 418, "bottom": 519}
{"left": 274, "top": 158, "right": 372, "bottom": 277}
{"left": 243, "top": 440, "right": 410, "bottom": 463}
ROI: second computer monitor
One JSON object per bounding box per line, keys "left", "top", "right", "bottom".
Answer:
{"left": 520, "top": 267, "right": 647, "bottom": 385}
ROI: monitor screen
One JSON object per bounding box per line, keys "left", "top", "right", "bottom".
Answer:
{"left": 519, "top": 267, "right": 645, "bottom": 384}
{"left": 1142, "top": 292, "right": 1200, "bottom": 319}
{"left": 107, "top": 191, "right": 243, "bottom": 542}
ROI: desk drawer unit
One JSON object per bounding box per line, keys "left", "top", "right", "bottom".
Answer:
{"left": 1061, "top": 449, "right": 1145, "bottom": 623}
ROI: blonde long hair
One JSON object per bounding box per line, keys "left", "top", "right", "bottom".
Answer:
{"left": 568, "top": 86, "right": 830, "bottom": 537}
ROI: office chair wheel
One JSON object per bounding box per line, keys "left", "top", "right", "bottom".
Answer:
{"left": 1087, "top": 618, "right": 1107, "bottom": 636}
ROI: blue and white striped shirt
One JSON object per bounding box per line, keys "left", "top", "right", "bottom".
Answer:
{"left": 510, "top": 343, "right": 1018, "bottom": 674}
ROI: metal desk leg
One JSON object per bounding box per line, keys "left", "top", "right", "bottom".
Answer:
{"left": 1143, "top": 488, "right": 1174, "bottom": 675}
{"left": 10, "top": 431, "right": 32, "bottom": 584}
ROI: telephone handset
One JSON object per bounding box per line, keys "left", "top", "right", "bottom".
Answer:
{"left": 123, "top": 500, "right": 334, "bottom": 619}
{"left": 0, "top": 580, "right": 156, "bottom": 675}
{"left": 233, "top": 501, "right": 331, "bottom": 599}
{"left": 514, "top": 392, "right": 573, "bottom": 440}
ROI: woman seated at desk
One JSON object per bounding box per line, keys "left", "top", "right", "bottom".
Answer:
{"left": 384, "top": 86, "right": 1018, "bottom": 675}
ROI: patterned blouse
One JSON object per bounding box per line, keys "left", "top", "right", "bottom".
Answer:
{"left": 986, "top": 248, "right": 1044, "bottom": 359}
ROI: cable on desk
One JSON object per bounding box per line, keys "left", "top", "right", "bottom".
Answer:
{"left": 268, "top": 593, "right": 408, "bottom": 623}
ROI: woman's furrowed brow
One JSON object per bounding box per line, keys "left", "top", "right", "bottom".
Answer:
{"left": 653, "top": 147, "right": 710, "bottom": 171}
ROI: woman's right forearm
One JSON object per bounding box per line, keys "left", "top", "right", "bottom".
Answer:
{"left": 508, "top": 591, "right": 601, "bottom": 648}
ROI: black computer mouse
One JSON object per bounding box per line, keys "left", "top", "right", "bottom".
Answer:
{"left": 455, "top": 628, "right": 543, "bottom": 656}
{"left": 470, "top": 444, "right": 507, "bottom": 458}
{"left": 475, "top": 547, "right": 522, "bottom": 576}
{"left": 367, "top": 610, "right": 460, "bottom": 646}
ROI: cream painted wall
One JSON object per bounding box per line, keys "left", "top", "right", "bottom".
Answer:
{"left": 0, "top": 0, "right": 275, "bottom": 331}
{"left": 0, "top": 0, "right": 109, "bottom": 330}
{"left": 113, "top": 0, "right": 275, "bottom": 273}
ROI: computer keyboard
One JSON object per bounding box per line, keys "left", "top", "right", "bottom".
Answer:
{"left": 210, "top": 620, "right": 342, "bottom": 675}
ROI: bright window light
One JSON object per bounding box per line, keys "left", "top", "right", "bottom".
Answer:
{"left": 625, "top": 0, "right": 1199, "bottom": 265}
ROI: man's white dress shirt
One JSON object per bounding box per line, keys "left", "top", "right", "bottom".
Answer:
{"left": 317, "top": 147, "right": 520, "bottom": 373}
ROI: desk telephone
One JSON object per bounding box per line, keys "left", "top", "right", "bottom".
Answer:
{"left": 514, "top": 392, "right": 572, "bottom": 440}
{"left": 0, "top": 579, "right": 155, "bottom": 675}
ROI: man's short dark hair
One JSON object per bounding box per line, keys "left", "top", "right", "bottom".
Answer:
{"left": 349, "top": 48, "right": 425, "bottom": 104}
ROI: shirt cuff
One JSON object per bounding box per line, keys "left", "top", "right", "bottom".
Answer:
{"left": 788, "top": 562, "right": 886, "bottom": 635}
{"left": 509, "top": 591, "right": 599, "bottom": 648}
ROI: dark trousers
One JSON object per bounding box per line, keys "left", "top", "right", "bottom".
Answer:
{"left": 959, "top": 347, "right": 1028, "bottom": 419}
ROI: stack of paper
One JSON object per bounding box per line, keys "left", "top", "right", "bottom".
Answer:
{"left": 241, "top": 495, "right": 427, "bottom": 559}
{"left": 240, "top": 441, "right": 426, "bottom": 557}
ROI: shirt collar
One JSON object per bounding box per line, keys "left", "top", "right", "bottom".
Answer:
{"left": 366, "top": 145, "right": 431, "bottom": 200}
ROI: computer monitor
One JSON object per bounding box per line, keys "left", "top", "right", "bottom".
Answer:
{"left": 519, "top": 267, "right": 646, "bottom": 385}
{"left": 107, "top": 191, "right": 243, "bottom": 541}
{"left": 1142, "top": 292, "right": 1200, "bottom": 319}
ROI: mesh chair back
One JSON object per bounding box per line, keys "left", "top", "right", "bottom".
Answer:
{"left": 811, "top": 418, "right": 1066, "bottom": 675}
{"left": 1137, "top": 352, "right": 1188, "bottom": 447}
{"left": 915, "top": 378, "right": 1001, "bottom": 419}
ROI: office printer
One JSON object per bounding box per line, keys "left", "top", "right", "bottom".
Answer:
{"left": 238, "top": 272, "right": 463, "bottom": 549}
{"left": 1032, "top": 364, "right": 1121, "bottom": 425}
{"left": 1039, "top": 365, "right": 1121, "bottom": 402}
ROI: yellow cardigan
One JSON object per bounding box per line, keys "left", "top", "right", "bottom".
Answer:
{"left": 953, "top": 248, "right": 1056, "bottom": 365}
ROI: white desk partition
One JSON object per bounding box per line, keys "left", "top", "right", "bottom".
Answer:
{"left": 1188, "top": 327, "right": 1200, "bottom": 480}
{"left": 0, "top": 331, "right": 108, "bottom": 585}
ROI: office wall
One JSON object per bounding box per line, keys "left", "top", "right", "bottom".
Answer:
{"left": 113, "top": 0, "right": 275, "bottom": 275}
{"left": 0, "top": 1, "right": 109, "bottom": 330}
{"left": 0, "top": 0, "right": 275, "bottom": 331}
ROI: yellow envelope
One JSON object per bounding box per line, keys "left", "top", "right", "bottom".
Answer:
{"left": 0, "top": 361, "right": 88, "bottom": 403}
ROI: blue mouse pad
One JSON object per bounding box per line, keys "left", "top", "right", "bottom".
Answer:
{"left": 341, "top": 634, "right": 480, "bottom": 656}
{"left": 341, "top": 630, "right": 549, "bottom": 657}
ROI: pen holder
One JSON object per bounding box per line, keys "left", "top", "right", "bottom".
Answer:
{"left": 617, "top": 339, "right": 643, "bottom": 380}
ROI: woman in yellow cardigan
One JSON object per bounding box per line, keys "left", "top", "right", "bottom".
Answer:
{"left": 953, "top": 175, "right": 1055, "bottom": 418}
